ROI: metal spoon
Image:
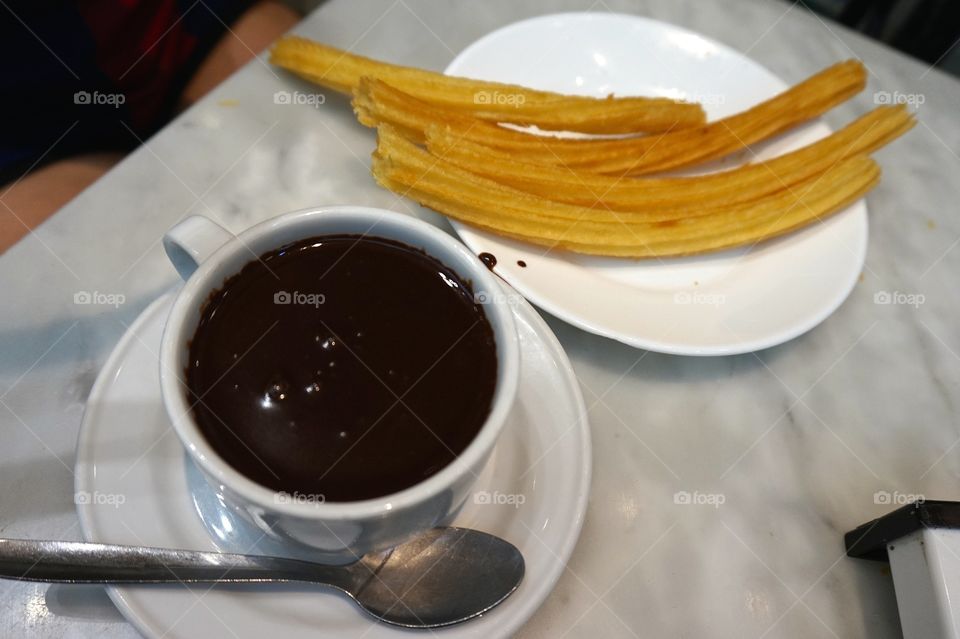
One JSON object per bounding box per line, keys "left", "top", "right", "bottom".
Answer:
{"left": 0, "top": 527, "right": 524, "bottom": 628}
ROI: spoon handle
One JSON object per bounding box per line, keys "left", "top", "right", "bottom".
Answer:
{"left": 0, "top": 539, "right": 348, "bottom": 585}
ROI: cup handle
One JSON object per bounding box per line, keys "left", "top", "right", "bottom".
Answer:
{"left": 162, "top": 216, "right": 234, "bottom": 280}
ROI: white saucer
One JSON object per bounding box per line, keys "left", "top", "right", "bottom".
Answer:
{"left": 75, "top": 288, "right": 591, "bottom": 639}
{"left": 445, "top": 13, "right": 868, "bottom": 356}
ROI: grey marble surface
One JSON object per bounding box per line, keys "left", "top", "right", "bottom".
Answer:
{"left": 2, "top": 0, "right": 959, "bottom": 636}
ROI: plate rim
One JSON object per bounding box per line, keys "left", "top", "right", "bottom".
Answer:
{"left": 75, "top": 287, "right": 592, "bottom": 638}
{"left": 444, "top": 11, "right": 869, "bottom": 356}
{"left": 74, "top": 292, "right": 175, "bottom": 639}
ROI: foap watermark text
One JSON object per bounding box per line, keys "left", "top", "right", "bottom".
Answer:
{"left": 275, "top": 491, "right": 326, "bottom": 505}
{"left": 74, "top": 290, "right": 125, "bottom": 308}
{"left": 274, "top": 290, "right": 326, "bottom": 307}
{"left": 874, "top": 90, "right": 925, "bottom": 107}
{"left": 274, "top": 90, "right": 326, "bottom": 108}
{"left": 474, "top": 490, "right": 525, "bottom": 508}
{"left": 674, "top": 490, "right": 726, "bottom": 508}
{"left": 674, "top": 291, "right": 726, "bottom": 306}
{"left": 473, "top": 91, "right": 526, "bottom": 107}
{"left": 874, "top": 490, "right": 924, "bottom": 506}
{"left": 75, "top": 491, "right": 125, "bottom": 508}
{"left": 874, "top": 290, "right": 925, "bottom": 308}
{"left": 74, "top": 90, "right": 125, "bottom": 108}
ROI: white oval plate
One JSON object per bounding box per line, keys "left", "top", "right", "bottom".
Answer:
{"left": 445, "top": 12, "right": 868, "bottom": 355}
{"left": 75, "top": 288, "right": 590, "bottom": 639}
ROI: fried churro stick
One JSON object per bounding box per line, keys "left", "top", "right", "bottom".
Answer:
{"left": 271, "top": 36, "right": 705, "bottom": 134}
{"left": 372, "top": 125, "right": 880, "bottom": 258}
{"left": 422, "top": 105, "right": 913, "bottom": 211}
{"left": 356, "top": 60, "right": 867, "bottom": 175}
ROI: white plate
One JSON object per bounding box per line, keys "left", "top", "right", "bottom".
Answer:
{"left": 444, "top": 13, "right": 868, "bottom": 356}
{"left": 75, "top": 289, "right": 591, "bottom": 639}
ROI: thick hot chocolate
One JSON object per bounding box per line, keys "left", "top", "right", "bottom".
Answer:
{"left": 186, "top": 235, "right": 497, "bottom": 502}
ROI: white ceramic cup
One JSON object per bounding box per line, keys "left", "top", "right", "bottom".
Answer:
{"left": 159, "top": 206, "right": 519, "bottom": 563}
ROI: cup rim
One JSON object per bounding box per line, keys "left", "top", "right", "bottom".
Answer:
{"left": 159, "top": 206, "right": 520, "bottom": 521}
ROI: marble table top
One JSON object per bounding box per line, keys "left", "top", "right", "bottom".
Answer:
{"left": 2, "top": 0, "right": 960, "bottom": 636}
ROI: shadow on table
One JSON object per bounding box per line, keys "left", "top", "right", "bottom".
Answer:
{"left": 45, "top": 583, "right": 126, "bottom": 622}
{"left": 0, "top": 455, "right": 77, "bottom": 522}
{"left": 846, "top": 558, "right": 904, "bottom": 637}
{"left": 0, "top": 284, "right": 171, "bottom": 392}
